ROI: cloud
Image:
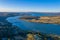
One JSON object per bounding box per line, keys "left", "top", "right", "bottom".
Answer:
{"left": 0, "top": 7, "right": 33, "bottom": 12}
{"left": 0, "top": 7, "right": 60, "bottom": 12}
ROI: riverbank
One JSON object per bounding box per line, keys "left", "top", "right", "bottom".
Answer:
{"left": 20, "top": 16, "right": 60, "bottom": 24}
{"left": 7, "top": 16, "right": 60, "bottom": 40}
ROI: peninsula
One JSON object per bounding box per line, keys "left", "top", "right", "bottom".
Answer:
{"left": 20, "top": 16, "right": 60, "bottom": 24}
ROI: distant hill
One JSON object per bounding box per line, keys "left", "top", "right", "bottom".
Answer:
{"left": 0, "top": 12, "right": 60, "bottom": 17}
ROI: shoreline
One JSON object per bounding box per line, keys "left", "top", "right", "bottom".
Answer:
{"left": 7, "top": 16, "right": 60, "bottom": 39}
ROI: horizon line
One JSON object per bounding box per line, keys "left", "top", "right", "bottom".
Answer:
{"left": 0, "top": 11, "right": 60, "bottom": 13}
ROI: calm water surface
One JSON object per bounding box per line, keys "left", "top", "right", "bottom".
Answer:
{"left": 7, "top": 14, "right": 60, "bottom": 36}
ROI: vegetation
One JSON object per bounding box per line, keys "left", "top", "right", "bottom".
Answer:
{"left": 21, "top": 16, "right": 60, "bottom": 24}
{"left": 0, "top": 12, "right": 60, "bottom": 40}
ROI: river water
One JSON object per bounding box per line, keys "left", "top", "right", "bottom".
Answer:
{"left": 7, "top": 14, "right": 60, "bottom": 36}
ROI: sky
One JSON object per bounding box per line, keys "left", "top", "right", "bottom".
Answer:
{"left": 0, "top": 0, "right": 60, "bottom": 12}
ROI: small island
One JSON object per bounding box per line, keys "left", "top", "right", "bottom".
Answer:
{"left": 20, "top": 16, "right": 60, "bottom": 24}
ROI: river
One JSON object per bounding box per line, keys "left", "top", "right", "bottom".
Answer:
{"left": 6, "top": 15, "right": 60, "bottom": 36}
